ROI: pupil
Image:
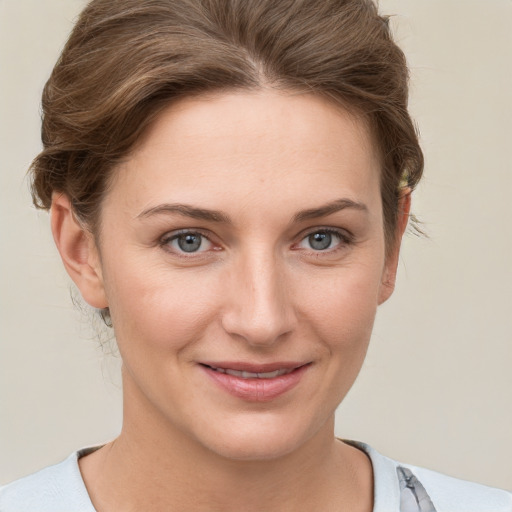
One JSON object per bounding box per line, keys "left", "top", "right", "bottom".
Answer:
{"left": 309, "top": 232, "right": 331, "bottom": 250}
{"left": 178, "top": 234, "right": 202, "bottom": 252}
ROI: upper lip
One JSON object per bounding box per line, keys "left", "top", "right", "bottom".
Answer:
{"left": 199, "top": 361, "right": 310, "bottom": 373}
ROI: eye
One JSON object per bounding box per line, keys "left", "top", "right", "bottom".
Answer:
{"left": 297, "top": 229, "right": 350, "bottom": 252}
{"left": 161, "top": 231, "right": 213, "bottom": 254}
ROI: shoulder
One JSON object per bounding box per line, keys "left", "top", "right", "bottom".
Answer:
{"left": 347, "top": 440, "right": 512, "bottom": 512}
{"left": 0, "top": 450, "right": 96, "bottom": 512}
{"left": 401, "top": 462, "right": 512, "bottom": 512}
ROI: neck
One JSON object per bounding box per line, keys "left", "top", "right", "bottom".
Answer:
{"left": 79, "top": 373, "right": 373, "bottom": 512}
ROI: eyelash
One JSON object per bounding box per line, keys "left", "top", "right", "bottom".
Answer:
{"left": 295, "top": 227, "right": 354, "bottom": 254}
{"left": 158, "top": 227, "right": 354, "bottom": 257}
{"left": 159, "top": 229, "right": 217, "bottom": 259}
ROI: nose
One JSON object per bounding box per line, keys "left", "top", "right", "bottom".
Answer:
{"left": 221, "top": 249, "right": 297, "bottom": 347}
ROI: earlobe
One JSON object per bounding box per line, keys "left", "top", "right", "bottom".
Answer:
{"left": 51, "top": 193, "right": 108, "bottom": 309}
{"left": 378, "top": 190, "right": 412, "bottom": 305}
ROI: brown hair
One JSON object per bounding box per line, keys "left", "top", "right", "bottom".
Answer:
{"left": 30, "top": 0, "right": 423, "bottom": 250}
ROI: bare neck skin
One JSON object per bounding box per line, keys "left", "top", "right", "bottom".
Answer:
{"left": 79, "top": 370, "right": 373, "bottom": 512}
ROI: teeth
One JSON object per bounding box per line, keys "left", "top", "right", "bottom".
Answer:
{"left": 211, "top": 367, "right": 293, "bottom": 379}
{"left": 258, "top": 370, "right": 280, "bottom": 378}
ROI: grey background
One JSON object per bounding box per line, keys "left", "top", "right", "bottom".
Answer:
{"left": 1, "top": 0, "right": 511, "bottom": 490}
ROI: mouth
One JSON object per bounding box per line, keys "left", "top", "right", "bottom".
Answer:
{"left": 198, "top": 362, "right": 311, "bottom": 402}
{"left": 201, "top": 364, "right": 298, "bottom": 379}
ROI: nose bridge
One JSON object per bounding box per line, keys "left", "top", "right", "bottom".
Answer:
{"left": 222, "top": 245, "right": 295, "bottom": 346}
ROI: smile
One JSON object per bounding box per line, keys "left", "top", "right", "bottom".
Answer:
{"left": 199, "top": 362, "right": 311, "bottom": 402}
{"left": 205, "top": 365, "right": 295, "bottom": 379}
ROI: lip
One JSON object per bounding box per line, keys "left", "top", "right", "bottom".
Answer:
{"left": 199, "top": 361, "right": 311, "bottom": 402}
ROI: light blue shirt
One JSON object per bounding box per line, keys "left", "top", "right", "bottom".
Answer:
{"left": 1, "top": 442, "right": 511, "bottom": 511}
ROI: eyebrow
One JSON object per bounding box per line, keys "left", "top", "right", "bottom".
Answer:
{"left": 137, "top": 198, "right": 368, "bottom": 224}
{"left": 292, "top": 198, "right": 368, "bottom": 222}
{"left": 137, "top": 204, "right": 231, "bottom": 223}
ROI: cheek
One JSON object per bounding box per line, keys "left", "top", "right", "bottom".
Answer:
{"left": 298, "top": 261, "right": 382, "bottom": 347}
{"left": 103, "top": 258, "right": 222, "bottom": 356}
{"left": 285, "top": 265, "right": 381, "bottom": 418}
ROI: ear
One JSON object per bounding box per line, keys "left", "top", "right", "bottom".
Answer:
{"left": 51, "top": 193, "right": 108, "bottom": 309}
{"left": 378, "top": 190, "right": 411, "bottom": 305}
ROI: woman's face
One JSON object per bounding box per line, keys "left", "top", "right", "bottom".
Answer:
{"left": 90, "top": 90, "right": 400, "bottom": 460}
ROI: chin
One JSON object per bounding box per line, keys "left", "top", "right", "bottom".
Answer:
{"left": 192, "top": 411, "right": 324, "bottom": 462}
{"left": 206, "top": 434, "right": 302, "bottom": 462}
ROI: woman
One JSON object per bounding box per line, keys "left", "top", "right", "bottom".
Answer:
{"left": 1, "top": 0, "right": 510, "bottom": 510}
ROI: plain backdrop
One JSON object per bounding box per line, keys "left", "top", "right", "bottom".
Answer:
{"left": 1, "top": 0, "right": 511, "bottom": 490}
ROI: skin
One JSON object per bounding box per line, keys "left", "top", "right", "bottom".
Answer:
{"left": 51, "top": 90, "right": 410, "bottom": 512}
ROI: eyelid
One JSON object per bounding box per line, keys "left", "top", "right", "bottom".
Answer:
{"left": 159, "top": 228, "right": 219, "bottom": 256}
{"left": 157, "top": 226, "right": 354, "bottom": 256}
{"left": 300, "top": 226, "right": 354, "bottom": 242}
{"left": 294, "top": 226, "right": 355, "bottom": 252}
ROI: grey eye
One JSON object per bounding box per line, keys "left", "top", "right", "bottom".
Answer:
{"left": 177, "top": 233, "right": 203, "bottom": 252}
{"left": 162, "top": 230, "right": 214, "bottom": 255}
{"left": 308, "top": 232, "right": 332, "bottom": 250}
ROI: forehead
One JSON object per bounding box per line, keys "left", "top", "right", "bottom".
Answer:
{"left": 108, "top": 90, "right": 381, "bottom": 216}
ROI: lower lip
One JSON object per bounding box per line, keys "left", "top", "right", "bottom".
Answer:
{"left": 201, "top": 365, "right": 309, "bottom": 402}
